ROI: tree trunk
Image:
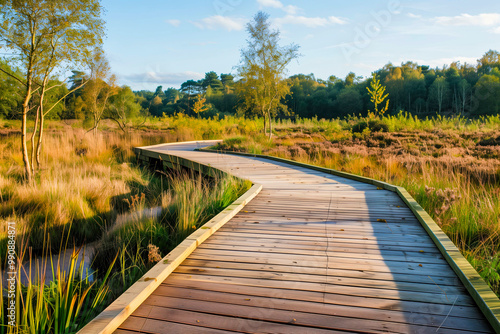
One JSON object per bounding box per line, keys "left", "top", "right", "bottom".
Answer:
{"left": 35, "top": 78, "right": 48, "bottom": 168}
{"left": 21, "top": 94, "right": 32, "bottom": 182}
{"left": 262, "top": 112, "right": 267, "bottom": 136}
{"left": 268, "top": 110, "right": 273, "bottom": 139}
{"left": 93, "top": 111, "right": 99, "bottom": 137}
{"left": 36, "top": 110, "right": 44, "bottom": 168}
{"left": 30, "top": 106, "right": 40, "bottom": 174}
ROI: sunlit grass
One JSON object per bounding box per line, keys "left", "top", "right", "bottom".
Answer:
{"left": 0, "top": 117, "right": 253, "bottom": 332}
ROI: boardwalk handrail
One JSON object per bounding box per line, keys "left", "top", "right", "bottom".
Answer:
{"left": 77, "top": 141, "right": 262, "bottom": 334}
{"left": 199, "top": 146, "right": 500, "bottom": 333}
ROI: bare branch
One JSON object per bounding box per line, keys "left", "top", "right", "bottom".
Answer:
{"left": 0, "top": 66, "right": 27, "bottom": 86}
{"left": 44, "top": 78, "right": 89, "bottom": 116}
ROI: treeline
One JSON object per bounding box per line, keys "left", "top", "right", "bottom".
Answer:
{"left": 0, "top": 65, "right": 141, "bottom": 129}
{"left": 142, "top": 49, "right": 500, "bottom": 119}
{"left": 1, "top": 50, "right": 500, "bottom": 122}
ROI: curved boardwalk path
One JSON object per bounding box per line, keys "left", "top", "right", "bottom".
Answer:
{"left": 118, "top": 141, "right": 493, "bottom": 333}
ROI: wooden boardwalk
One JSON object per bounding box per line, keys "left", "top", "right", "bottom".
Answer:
{"left": 117, "top": 141, "right": 494, "bottom": 333}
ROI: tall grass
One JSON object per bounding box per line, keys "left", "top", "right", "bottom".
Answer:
{"left": 0, "top": 117, "right": 253, "bottom": 332}
{"left": 0, "top": 243, "right": 116, "bottom": 334}
{"left": 92, "top": 172, "right": 250, "bottom": 278}
{"left": 0, "top": 127, "right": 160, "bottom": 257}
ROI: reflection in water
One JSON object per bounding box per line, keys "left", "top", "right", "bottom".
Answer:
{"left": 2, "top": 206, "right": 162, "bottom": 286}
{"left": 2, "top": 243, "right": 95, "bottom": 287}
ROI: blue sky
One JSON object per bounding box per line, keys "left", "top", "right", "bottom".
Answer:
{"left": 101, "top": 0, "right": 500, "bottom": 91}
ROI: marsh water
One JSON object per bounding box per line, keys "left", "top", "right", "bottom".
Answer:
{"left": 2, "top": 206, "right": 163, "bottom": 286}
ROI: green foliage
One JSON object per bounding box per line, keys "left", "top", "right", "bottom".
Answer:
{"left": 202, "top": 71, "right": 223, "bottom": 92}
{"left": 0, "top": 59, "right": 22, "bottom": 118}
{"left": 81, "top": 50, "right": 118, "bottom": 133}
{"left": 192, "top": 95, "right": 209, "bottom": 117}
{"left": 351, "top": 119, "right": 389, "bottom": 134}
{"left": 473, "top": 68, "right": 500, "bottom": 115}
{"left": 105, "top": 85, "right": 142, "bottom": 129}
{"left": 335, "top": 88, "right": 363, "bottom": 117}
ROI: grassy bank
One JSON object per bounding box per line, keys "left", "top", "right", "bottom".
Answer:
{"left": 213, "top": 113, "right": 500, "bottom": 294}
{"left": 0, "top": 118, "right": 251, "bottom": 333}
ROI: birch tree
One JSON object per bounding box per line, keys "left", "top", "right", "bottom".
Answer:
{"left": 237, "top": 12, "right": 300, "bottom": 138}
{"left": 0, "top": 0, "right": 104, "bottom": 181}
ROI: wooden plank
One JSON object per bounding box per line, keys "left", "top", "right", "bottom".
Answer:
{"left": 151, "top": 285, "right": 487, "bottom": 330}
{"left": 119, "top": 316, "right": 238, "bottom": 334}
{"left": 139, "top": 295, "right": 488, "bottom": 333}
{"left": 180, "top": 259, "right": 457, "bottom": 287}
{"left": 167, "top": 272, "right": 475, "bottom": 306}
{"left": 201, "top": 239, "right": 444, "bottom": 258}
{"left": 189, "top": 247, "right": 453, "bottom": 269}
{"left": 163, "top": 279, "right": 485, "bottom": 319}
{"left": 185, "top": 251, "right": 460, "bottom": 278}
{"left": 196, "top": 243, "right": 446, "bottom": 265}
{"left": 146, "top": 287, "right": 491, "bottom": 332}
{"left": 197, "top": 231, "right": 440, "bottom": 249}
{"left": 221, "top": 222, "right": 430, "bottom": 237}
{"left": 174, "top": 265, "right": 465, "bottom": 295}
{"left": 202, "top": 234, "right": 442, "bottom": 253}
{"left": 131, "top": 305, "right": 342, "bottom": 334}
{"left": 220, "top": 225, "right": 429, "bottom": 239}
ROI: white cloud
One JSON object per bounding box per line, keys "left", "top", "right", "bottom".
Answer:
{"left": 434, "top": 13, "right": 500, "bottom": 26}
{"left": 257, "top": 0, "right": 283, "bottom": 9}
{"left": 407, "top": 13, "right": 422, "bottom": 19}
{"left": 275, "top": 15, "right": 347, "bottom": 28}
{"left": 328, "top": 16, "right": 347, "bottom": 25}
{"left": 124, "top": 71, "right": 204, "bottom": 86}
{"left": 257, "top": 0, "right": 298, "bottom": 15}
{"left": 284, "top": 5, "right": 299, "bottom": 15}
{"left": 192, "top": 16, "right": 245, "bottom": 31}
{"left": 494, "top": 26, "right": 500, "bottom": 34}
{"left": 166, "top": 19, "right": 181, "bottom": 27}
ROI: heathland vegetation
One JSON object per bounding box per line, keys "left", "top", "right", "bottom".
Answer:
{"left": 1, "top": 2, "right": 500, "bottom": 332}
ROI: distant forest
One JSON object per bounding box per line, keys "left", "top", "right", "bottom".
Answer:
{"left": 2, "top": 50, "right": 500, "bottom": 122}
